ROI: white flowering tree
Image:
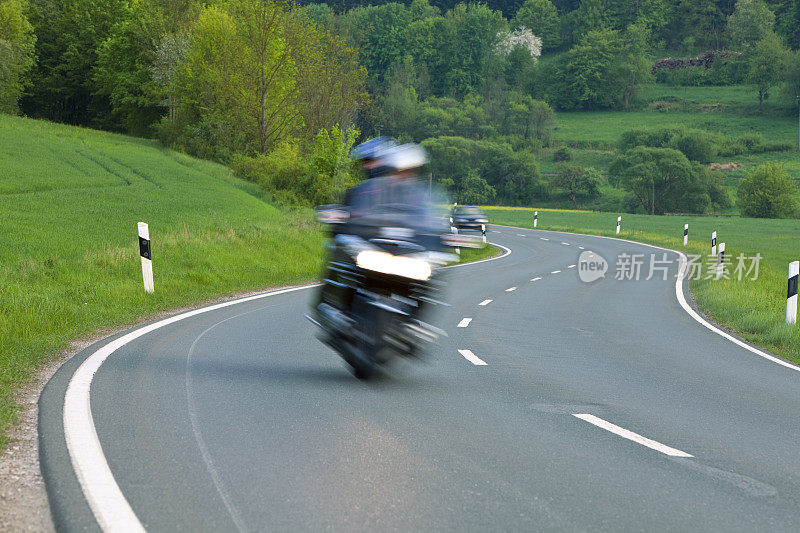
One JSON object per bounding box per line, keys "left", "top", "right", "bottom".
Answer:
{"left": 494, "top": 27, "right": 542, "bottom": 59}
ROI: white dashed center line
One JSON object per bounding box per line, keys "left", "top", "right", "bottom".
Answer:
{"left": 551, "top": 270, "right": 561, "bottom": 274}
{"left": 478, "top": 299, "right": 493, "bottom": 306}
{"left": 459, "top": 349, "right": 488, "bottom": 366}
{"left": 530, "top": 276, "right": 542, "bottom": 281}
{"left": 568, "top": 265, "right": 576, "bottom": 268}
{"left": 573, "top": 414, "right": 693, "bottom": 458}
{"left": 578, "top": 246, "right": 585, "bottom": 250}
{"left": 540, "top": 237, "right": 549, "bottom": 241}
{"left": 457, "top": 318, "right": 472, "bottom": 328}
{"left": 562, "top": 242, "right": 570, "bottom": 245}
{"left": 505, "top": 287, "right": 517, "bottom": 292}
{"left": 517, "top": 234, "right": 527, "bottom": 237}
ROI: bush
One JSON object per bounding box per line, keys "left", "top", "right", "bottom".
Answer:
{"left": 618, "top": 127, "right": 725, "bottom": 162}
{"left": 553, "top": 146, "right": 572, "bottom": 162}
{"left": 422, "top": 135, "right": 544, "bottom": 205}
{"left": 609, "top": 146, "right": 715, "bottom": 214}
{"left": 737, "top": 163, "right": 800, "bottom": 218}
{"left": 231, "top": 125, "right": 360, "bottom": 206}
{"left": 672, "top": 130, "right": 721, "bottom": 163}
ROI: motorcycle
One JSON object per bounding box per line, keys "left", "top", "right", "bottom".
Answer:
{"left": 308, "top": 205, "right": 481, "bottom": 379}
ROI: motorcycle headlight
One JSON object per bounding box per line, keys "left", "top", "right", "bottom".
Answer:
{"left": 356, "top": 250, "right": 432, "bottom": 281}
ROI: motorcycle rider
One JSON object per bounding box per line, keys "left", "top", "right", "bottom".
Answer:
{"left": 314, "top": 142, "right": 447, "bottom": 355}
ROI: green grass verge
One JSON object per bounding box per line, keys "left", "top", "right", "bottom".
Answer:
{"left": 481, "top": 206, "right": 800, "bottom": 365}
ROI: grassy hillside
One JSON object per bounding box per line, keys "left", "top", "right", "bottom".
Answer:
{"left": 0, "top": 115, "right": 329, "bottom": 449}
{"left": 484, "top": 207, "right": 800, "bottom": 364}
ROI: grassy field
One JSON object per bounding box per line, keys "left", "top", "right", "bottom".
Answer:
{"left": 483, "top": 206, "right": 800, "bottom": 364}
{"left": 538, "top": 84, "right": 800, "bottom": 212}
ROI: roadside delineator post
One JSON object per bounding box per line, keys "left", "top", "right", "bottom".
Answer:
{"left": 716, "top": 242, "right": 726, "bottom": 279}
{"left": 788, "top": 261, "right": 799, "bottom": 325}
{"left": 683, "top": 224, "right": 688, "bottom": 246}
{"left": 711, "top": 231, "right": 717, "bottom": 257}
{"left": 138, "top": 222, "right": 154, "bottom": 293}
{"left": 453, "top": 225, "right": 460, "bottom": 255}
{"left": 534, "top": 211, "right": 538, "bottom": 228}
{"left": 481, "top": 224, "right": 486, "bottom": 244}
{"left": 616, "top": 216, "right": 621, "bottom": 235}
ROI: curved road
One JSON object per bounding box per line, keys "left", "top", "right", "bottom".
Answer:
{"left": 41, "top": 227, "right": 800, "bottom": 531}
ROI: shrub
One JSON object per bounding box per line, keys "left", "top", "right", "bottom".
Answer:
{"left": 737, "top": 163, "right": 800, "bottom": 218}
{"left": 231, "top": 125, "right": 360, "bottom": 206}
{"left": 553, "top": 146, "right": 572, "bottom": 162}
{"left": 618, "top": 127, "right": 724, "bottom": 162}
{"left": 672, "top": 130, "right": 721, "bottom": 163}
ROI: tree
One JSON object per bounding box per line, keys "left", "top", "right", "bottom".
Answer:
{"left": 505, "top": 95, "right": 554, "bottom": 145}
{"left": 552, "top": 163, "right": 600, "bottom": 208}
{"left": 663, "top": 0, "right": 727, "bottom": 50}
{"left": 552, "top": 28, "right": 626, "bottom": 110}
{"left": 747, "top": 31, "right": 788, "bottom": 111}
{"left": 737, "top": 163, "right": 799, "bottom": 218}
{"left": 0, "top": 0, "right": 36, "bottom": 114}
{"left": 782, "top": 50, "right": 800, "bottom": 103}
{"left": 93, "top": 0, "right": 200, "bottom": 135}
{"left": 615, "top": 22, "right": 653, "bottom": 112}
{"left": 22, "top": 0, "right": 127, "bottom": 125}
{"left": 287, "top": 16, "right": 369, "bottom": 139}
{"left": 775, "top": 0, "right": 800, "bottom": 50}
{"left": 512, "top": 0, "right": 560, "bottom": 50}
{"left": 726, "top": 0, "right": 775, "bottom": 53}
{"left": 609, "top": 146, "right": 712, "bottom": 214}
{"left": 173, "top": 2, "right": 298, "bottom": 156}
{"left": 459, "top": 169, "right": 497, "bottom": 204}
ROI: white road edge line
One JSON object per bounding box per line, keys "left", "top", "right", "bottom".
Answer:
{"left": 458, "top": 349, "right": 488, "bottom": 365}
{"left": 494, "top": 223, "right": 800, "bottom": 373}
{"left": 478, "top": 299, "right": 493, "bottom": 306}
{"left": 551, "top": 270, "right": 561, "bottom": 274}
{"left": 457, "top": 318, "right": 472, "bottom": 328}
{"left": 573, "top": 413, "right": 693, "bottom": 458}
{"left": 505, "top": 287, "right": 517, "bottom": 292}
{"left": 531, "top": 277, "right": 542, "bottom": 282}
{"left": 63, "top": 239, "right": 516, "bottom": 531}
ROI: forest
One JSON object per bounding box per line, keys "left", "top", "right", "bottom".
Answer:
{"left": 2, "top": 0, "right": 799, "bottom": 215}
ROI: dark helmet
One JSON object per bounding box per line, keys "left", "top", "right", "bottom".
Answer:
{"left": 350, "top": 136, "right": 396, "bottom": 162}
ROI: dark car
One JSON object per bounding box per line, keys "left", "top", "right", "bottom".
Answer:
{"left": 451, "top": 205, "right": 488, "bottom": 231}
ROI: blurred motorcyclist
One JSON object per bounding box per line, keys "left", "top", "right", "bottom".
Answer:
{"left": 315, "top": 141, "right": 446, "bottom": 321}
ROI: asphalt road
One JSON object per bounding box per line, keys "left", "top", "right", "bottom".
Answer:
{"left": 40, "top": 227, "right": 800, "bottom": 532}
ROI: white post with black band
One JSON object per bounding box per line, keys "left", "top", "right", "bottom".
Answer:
{"left": 481, "top": 224, "right": 486, "bottom": 244}
{"left": 788, "top": 261, "right": 799, "bottom": 325}
{"left": 716, "top": 242, "right": 725, "bottom": 278}
{"left": 711, "top": 231, "right": 717, "bottom": 257}
{"left": 683, "top": 223, "right": 688, "bottom": 246}
{"left": 534, "top": 211, "right": 538, "bottom": 228}
{"left": 138, "top": 222, "right": 154, "bottom": 293}
{"left": 616, "top": 216, "right": 621, "bottom": 235}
